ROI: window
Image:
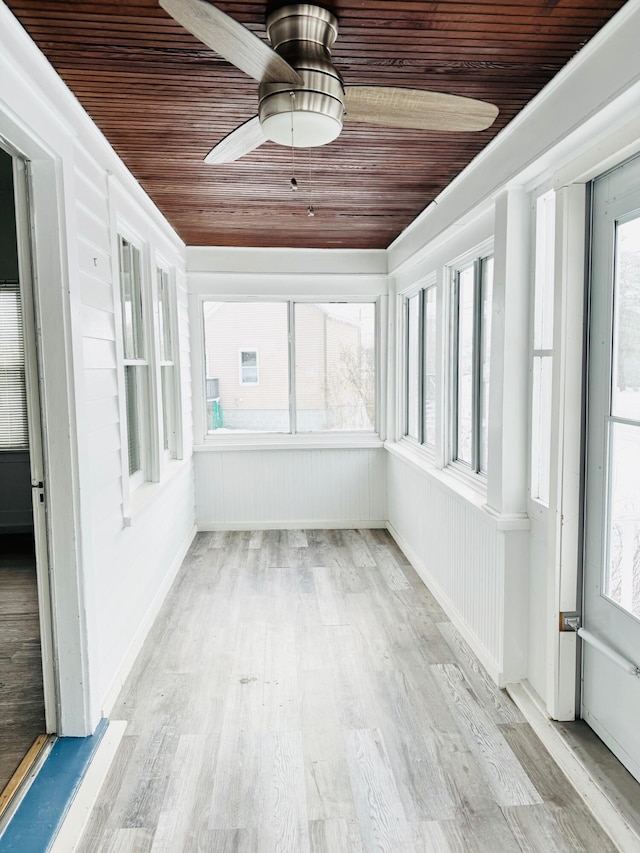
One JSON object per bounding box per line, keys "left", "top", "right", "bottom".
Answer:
{"left": 0, "top": 284, "right": 28, "bottom": 449}
{"left": 423, "top": 286, "right": 437, "bottom": 448}
{"left": 451, "top": 255, "right": 493, "bottom": 474}
{"left": 295, "top": 303, "right": 375, "bottom": 431}
{"left": 204, "top": 302, "right": 289, "bottom": 433}
{"left": 402, "top": 282, "right": 437, "bottom": 449}
{"left": 605, "top": 214, "right": 640, "bottom": 617}
{"left": 203, "top": 300, "right": 376, "bottom": 434}
{"left": 239, "top": 349, "right": 259, "bottom": 385}
{"left": 531, "top": 191, "right": 555, "bottom": 505}
{"left": 406, "top": 294, "right": 420, "bottom": 440}
{"left": 157, "top": 266, "right": 179, "bottom": 458}
{"left": 118, "top": 236, "right": 148, "bottom": 479}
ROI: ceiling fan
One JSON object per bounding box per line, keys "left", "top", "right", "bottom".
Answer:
{"left": 159, "top": 0, "right": 499, "bottom": 164}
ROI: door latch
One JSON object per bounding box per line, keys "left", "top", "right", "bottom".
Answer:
{"left": 560, "top": 611, "right": 581, "bottom": 632}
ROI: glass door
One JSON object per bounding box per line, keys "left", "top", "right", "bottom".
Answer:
{"left": 583, "top": 154, "right": 640, "bottom": 782}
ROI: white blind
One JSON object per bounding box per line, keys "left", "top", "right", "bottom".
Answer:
{"left": 0, "top": 284, "right": 28, "bottom": 448}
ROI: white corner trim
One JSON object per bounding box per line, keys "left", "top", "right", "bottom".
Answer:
{"left": 506, "top": 681, "right": 640, "bottom": 853}
{"left": 49, "top": 721, "right": 127, "bottom": 853}
{"left": 386, "top": 521, "right": 503, "bottom": 685}
{"left": 100, "top": 523, "right": 197, "bottom": 717}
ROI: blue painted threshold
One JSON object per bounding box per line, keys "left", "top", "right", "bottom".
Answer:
{"left": 0, "top": 718, "right": 108, "bottom": 853}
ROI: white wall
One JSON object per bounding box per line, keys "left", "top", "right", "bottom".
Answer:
{"left": 0, "top": 2, "right": 195, "bottom": 733}
{"left": 188, "top": 247, "right": 388, "bottom": 530}
{"left": 386, "top": 0, "right": 640, "bottom": 712}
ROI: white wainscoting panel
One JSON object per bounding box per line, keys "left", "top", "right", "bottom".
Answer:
{"left": 195, "top": 447, "right": 386, "bottom": 528}
{"left": 387, "top": 448, "right": 529, "bottom": 685}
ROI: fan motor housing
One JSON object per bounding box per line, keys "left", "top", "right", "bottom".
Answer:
{"left": 259, "top": 4, "right": 344, "bottom": 148}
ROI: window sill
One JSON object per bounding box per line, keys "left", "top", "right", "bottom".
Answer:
{"left": 122, "top": 458, "right": 189, "bottom": 526}
{"left": 385, "top": 440, "right": 529, "bottom": 531}
{"left": 193, "top": 433, "right": 384, "bottom": 452}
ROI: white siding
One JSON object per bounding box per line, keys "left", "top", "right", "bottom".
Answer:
{"left": 72, "top": 150, "right": 196, "bottom": 713}
{"left": 0, "top": 3, "right": 195, "bottom": 732}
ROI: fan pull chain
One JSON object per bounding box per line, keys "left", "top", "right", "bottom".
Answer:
{"left": 307, "top": 147, "right": 314, "bottom": 217}
{"left": 289, "top": 92, "right": 297, "bottom": 191}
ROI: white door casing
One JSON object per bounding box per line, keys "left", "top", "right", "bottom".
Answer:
{"left": 11, "top": 152, "right": 58, "bottom": 733}
{"left": 0, "top": 118, "right": 95, "bottom": 735}
{"left": 583, "top": 154, "right": 640, "bottom": 782}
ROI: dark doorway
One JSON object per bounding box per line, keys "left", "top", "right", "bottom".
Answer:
{"left": 0, "top": 147, "right": 47, "bottom": 810}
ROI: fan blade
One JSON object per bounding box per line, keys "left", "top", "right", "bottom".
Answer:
{"left": 344, "top": 87, "right": 498, "bottom": 132}
{"left": 204, "top": 116, "right": 267, "bottom": 164}
{"left": 159, "top": 0, "right": 302, "bottom": 85}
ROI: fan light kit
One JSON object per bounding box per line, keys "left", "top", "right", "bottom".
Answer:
{"left": 159, "top": 0, "right": 500, "bottom": 164}
{"left": 259, "top": 5, "right": 343, "bottom": 148}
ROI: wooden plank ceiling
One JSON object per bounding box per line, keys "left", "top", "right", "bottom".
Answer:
{"left": 5, "top": 0, "right": 628, "bottom": 249}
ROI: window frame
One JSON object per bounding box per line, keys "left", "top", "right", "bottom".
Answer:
{"left": 155, "top": 262, "right": 182, "bottom": 463}
{"left": 404, "top": 290, "right": 422, "bottom": 442}
{"left": 400, "top": 273, "right": 437, "bottom": 453}
{"left": 117, "top": 233, "right": 150, "bottom": 491}
{"left": 199, "top": 296, "right": 380, "bottom": 441}
{"left": 422, "top": 283, "right": 438, "bottom": 451}
{"left": 449, "top": 246, "right": 494, "bottom": 478}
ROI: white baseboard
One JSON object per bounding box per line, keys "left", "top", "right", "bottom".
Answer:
{"left": 507, "top": 681, "right": 639, "bottom": 853}
{"left": 100, "top": 523, "right": 197, "bottom": 717}
{"left": 50, "top": 721, "right": 127, "bottom": 853}
{"left": 197, "top": 520, "right": 388, "bottom": 531}
{"left": 387, "top": 521, "right": 503, "bottom": 686}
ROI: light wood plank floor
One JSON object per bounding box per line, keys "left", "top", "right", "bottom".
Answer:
{"left": 0, "top": 533, "right": 46, "bottom": 795}
{"left": 78, "top": 530, "right": 616, "bottom": 852}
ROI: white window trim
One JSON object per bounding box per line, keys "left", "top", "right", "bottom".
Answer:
{"left": 193, "top": 295, "right": 383, "bottom": 445}
{"left": 112, "top": 224, "right": 159, "bottom": 522}
{"left": 422, "top": 282, "right": 438, "bottom": 452}
{"left": 398, "top": 271, "right": 437, "bottom": 460}
{"left": 446, "top": 239, "right": 494, "bottom": 487}
{"left": 157, "top": 265, "right": 173, "bottom": 465}
{"left": 155, "top": 260, "right": 183, "bottom": 467}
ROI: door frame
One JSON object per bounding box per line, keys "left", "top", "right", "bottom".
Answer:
{"left": 544, "top": 183, "right": 587, "bottom": 721}
{"left": 9, "top": 150, "right": 57, "bottom": 732}
{"left": 0, "top": 117, "right": 95, "bottom": 735}
{"left": 581, "top": 156, "right": 640, "bottom": 780}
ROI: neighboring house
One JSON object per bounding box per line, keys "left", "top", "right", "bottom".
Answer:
{"left": 204, "top": 301, "right": 374, "bottom": 431}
